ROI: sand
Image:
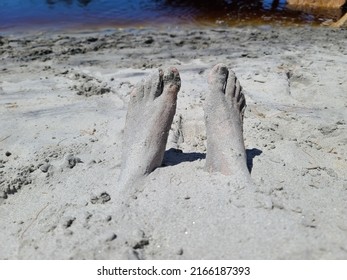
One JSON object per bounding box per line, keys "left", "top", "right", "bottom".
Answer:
{"left": 0, "top": 25, "right": 346, "bottom": 260}
{"left": 287, "top": 0, "right": 346, "bottom": 8}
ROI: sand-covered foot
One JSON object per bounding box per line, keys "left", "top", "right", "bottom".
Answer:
{"left": 119, "top": 67, "right": 181, "bottom": 186}
{"left": 204, "top": 63, "right": 249, "bottom": 177}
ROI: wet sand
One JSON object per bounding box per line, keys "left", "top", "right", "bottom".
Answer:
{"left": 0, "top": 25, "right": 347, "bottom": 259}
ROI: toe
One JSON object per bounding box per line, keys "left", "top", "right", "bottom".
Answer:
{"left": 163, "top": 67, "right": 181, "bottom": 96}
{"left": 235, "top": 79, "right": 242, "bottom": 102}
{"left": 225, "top": 69, "right": 237, "bottom": 100}
{"left": 144, "top": 69, "right": 163, "bottom": 100}
{"left": 225, "top": 69, "right": 245, "bottom": 110}
{"left": 151, "top": 68, "right": 164, "bottom": 99}
{"left": 239, "top": 92, "right": 246, "bottom": 108}
{"left": 208, "top": 63, "right": 228, "bottom": 93}
{"left": 130, "top": 80, "right": 145, "bottom": 104}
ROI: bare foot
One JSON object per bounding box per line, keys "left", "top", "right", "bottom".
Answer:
{"left": 120, "top": 67, "right": 181, "bottom": 186}
{"left": 204, "top": 63, "right": 249, "bottom": 177}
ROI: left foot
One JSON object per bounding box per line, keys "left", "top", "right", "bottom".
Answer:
{"left": 119, "top": 67, "right": 181, "bottom": 186}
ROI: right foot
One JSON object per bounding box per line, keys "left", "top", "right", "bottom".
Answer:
{"left": 119, "top": 67, "right": 181, "bottom": 186}
{"left": 204, "top": 64, "right": 249, "bottom": 177}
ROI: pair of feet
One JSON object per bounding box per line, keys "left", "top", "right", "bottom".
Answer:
{"left": 120, "top": 63, "right": 250, "bottom": 186}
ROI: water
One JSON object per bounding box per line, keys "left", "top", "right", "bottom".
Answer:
{"left": 0, "top": 0, "right": 346, "bottom": 31}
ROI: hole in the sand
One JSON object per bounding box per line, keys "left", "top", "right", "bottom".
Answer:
{"left": 133, "top": 239, "right": 149, "bottom": 250}
{"left": 246, "top": 148, "right": 263, "bottom": 173}
{"left": 162, "top": 148, "right": 206, "bottom": 167}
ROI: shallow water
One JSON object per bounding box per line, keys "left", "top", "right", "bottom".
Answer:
{"left": 0, "top": 0, "right": 346, "bottom": 31}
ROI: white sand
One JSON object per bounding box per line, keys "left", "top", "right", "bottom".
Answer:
{"left": 0, "top": 26, "right": 346, "bottom": 259}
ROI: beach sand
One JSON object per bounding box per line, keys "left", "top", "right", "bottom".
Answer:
{"left": 0, "top": 25, "right": 346, "bottom": 259}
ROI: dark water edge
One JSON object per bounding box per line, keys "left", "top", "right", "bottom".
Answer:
{"left": 1, "top": 0, "right": 346, "bottom": 33}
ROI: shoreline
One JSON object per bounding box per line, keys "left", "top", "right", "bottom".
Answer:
{"left": 0, "top": 16, "right": 339, "bottom": 36}
{"left": 1, "top": 25, "right": 347, "bottom": 259}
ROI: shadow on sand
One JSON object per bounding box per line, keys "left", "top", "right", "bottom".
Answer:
{"left": 163, "top": 147, "right": 262, "bottom": 174}
{"left": 163, "top": 148, "right": 206, "bottom": 167}
{"left": 246, "top": 148, "right": 262, "bottom": 173}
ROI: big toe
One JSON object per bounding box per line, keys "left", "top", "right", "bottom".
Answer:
{"left": 163, "top": 67, "right": 181, "bottom": 94}
{"left": 208, "top": 63, "right": 228, "bottom": 90}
